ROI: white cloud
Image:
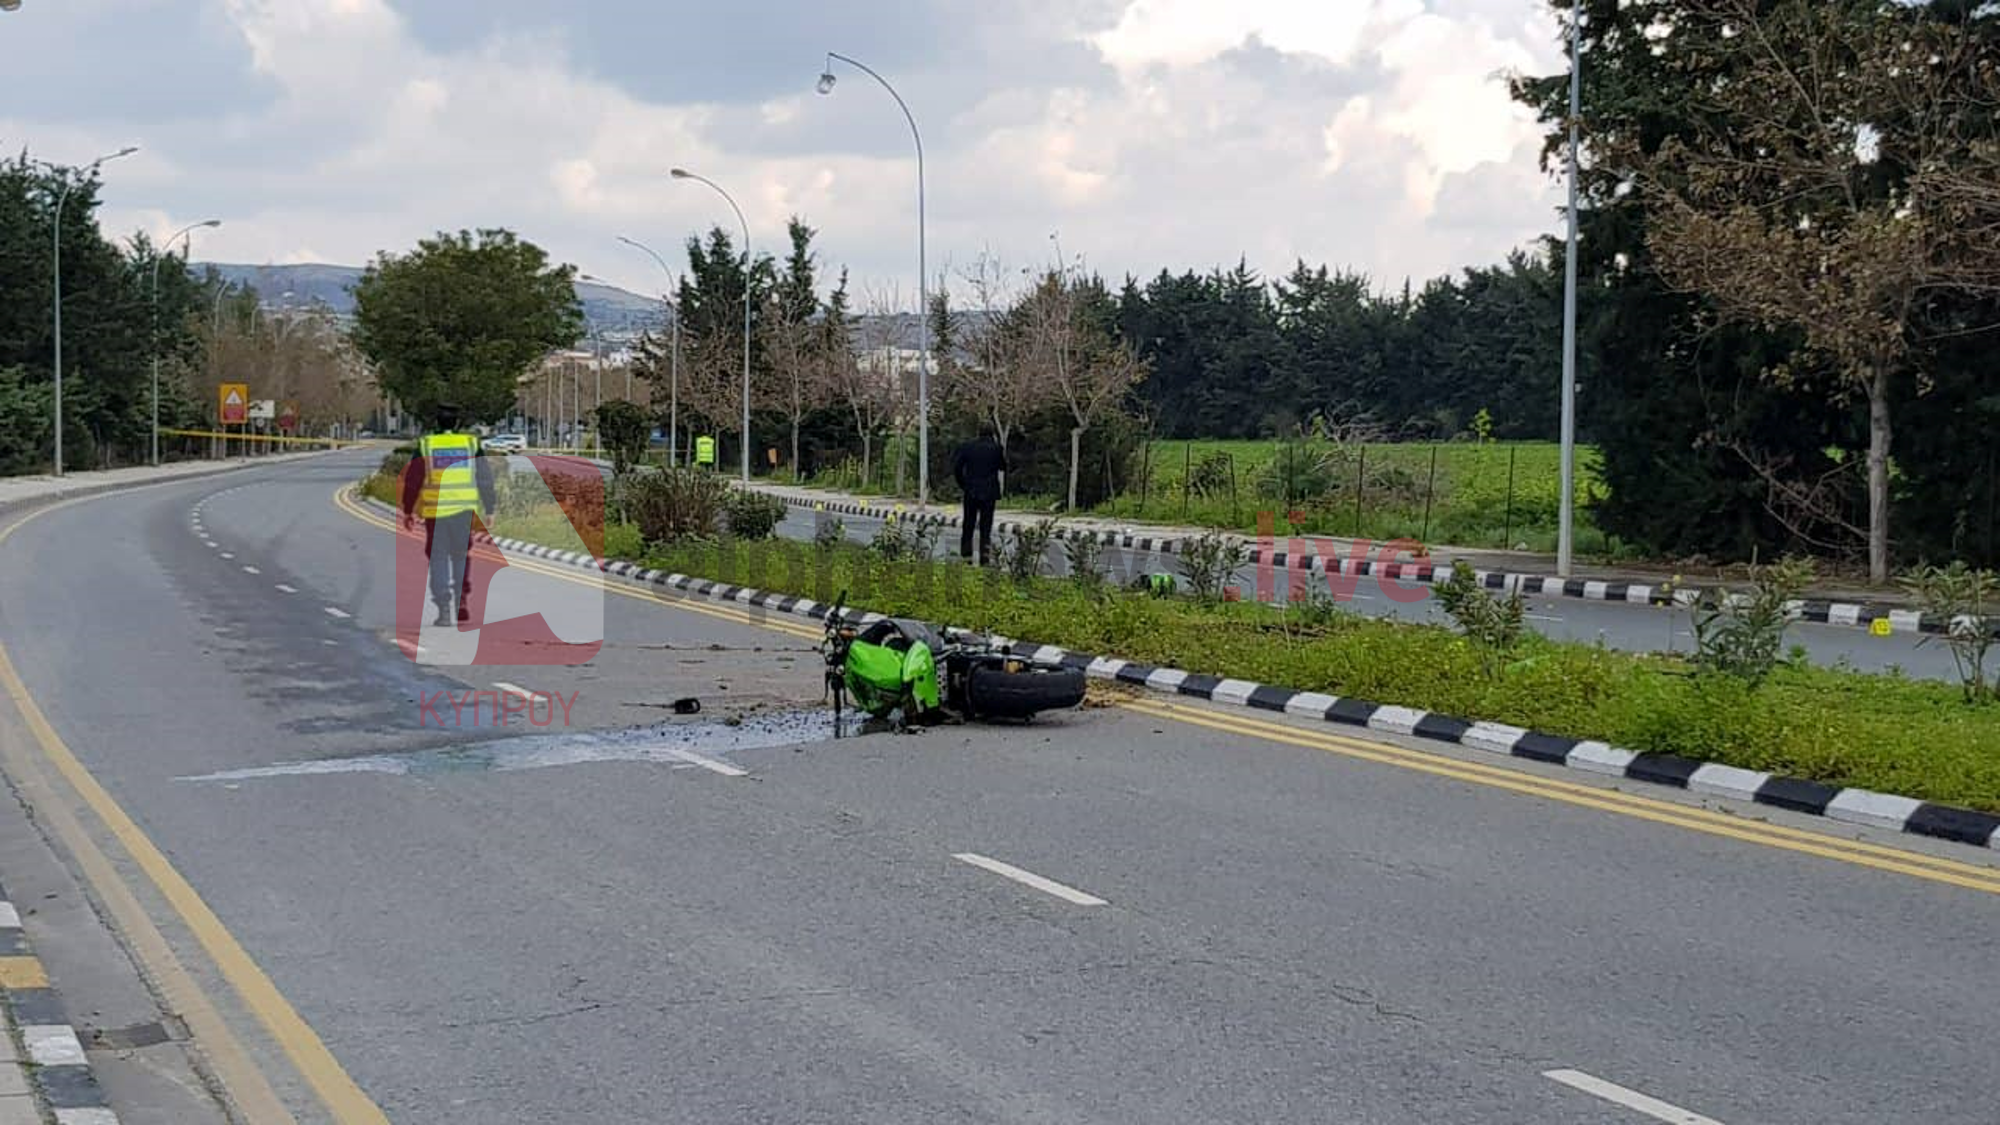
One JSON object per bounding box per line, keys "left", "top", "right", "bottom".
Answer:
{"left": 26, "top": 0, "right": 1568, "bottom": 303}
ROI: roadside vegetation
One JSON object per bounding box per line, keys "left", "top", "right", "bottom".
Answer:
{"left": 361, "top": 460, "right": 2000, "bottom": 810}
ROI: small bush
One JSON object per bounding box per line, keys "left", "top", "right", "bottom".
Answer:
{"left": 812, "top": 512, "right": 847, "bottom": 552}
{"left": 1064, "top": 531, "right": 1105, "bottom": 587}
{"left": 1180, "top": 530, "right": 1248, "bottom": 603}
{"left": 1901, "top": 562, "right": 2000, "bottom": 704}
{"left": 1435, "top": 560, "right": 1525, "bottom": 677}
{"left": 1287, "top": 582, "right": 1348, "bottom": 632}
{"left": 1002, "top": 518, "right": 1059, "bottom": 582}
{"left": 870, "top": 514, "right": 941, "bottom": 562}
{"left": 624, "top": 467, "right": 726, "bottom": 544}
{"left": 1690, "top": 557, "right": 1814, "bottom": 689}
{"left": 724, "top": 490, "right": 787, "bottom": 540}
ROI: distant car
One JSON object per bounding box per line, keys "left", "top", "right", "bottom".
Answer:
{"left": 484, "top": 433, "right": 528, "bottom": 453}
{"left": 357, "top": 429, "right": 376, "bottom": 439}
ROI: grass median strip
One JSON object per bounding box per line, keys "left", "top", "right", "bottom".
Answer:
{"left": 360, "top": 473, "right": 2000, "bottom": 812}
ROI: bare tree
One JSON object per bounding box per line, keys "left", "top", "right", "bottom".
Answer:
{"left": 853, "top": 282, "right": 921, "bottom": 496}
{"left": 759, "top": 292, "right": 827, "bottom": 478}
{"left": 951, "top": 251, "right": 1052, "bottom": 492}
{"left": 1016, "top": 262, "right": 1145, "bottom": 510}
{"left": 821, "top": 286, "right": 898, "bottom": 491}
{"left": 1626, "top": 0, "right": 2000, "bottom": 582}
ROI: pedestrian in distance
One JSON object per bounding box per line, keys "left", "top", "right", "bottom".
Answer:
{"left": 952, "top": 424, "right": 1009, "bottom": 565}
{"left": 401, "top": 403, "right": 498, "bottom": 626}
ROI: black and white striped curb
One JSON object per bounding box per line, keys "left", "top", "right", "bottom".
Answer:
{"left": 367, "top": 493, "right": 2000, "bottom": 855}
{"left": 0, "top": 884, "right": 120, "bottom": 1125}
{"left": 771, "top": 491, "right": 1990, "bottom": 640}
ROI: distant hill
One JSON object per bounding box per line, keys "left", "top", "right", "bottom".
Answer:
{"left": 195, "top": 262, "right": 664, "bottom": 333}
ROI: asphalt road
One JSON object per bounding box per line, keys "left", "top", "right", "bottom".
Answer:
{"left": 774, "top": 504, "right": 1963, "bottom": 681}
{"left": 0, "top": 447, "right": 1995, "bottom": 1123}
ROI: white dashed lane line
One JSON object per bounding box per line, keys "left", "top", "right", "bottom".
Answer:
{"left": 323, "top": 607, "right": 351, "bottom": 620}
{"left": 241, "top": 566, "right": 260, "bottom": 575}
{"left": 1543, "top": 1069, "right": 1726, "bottom": 1125}
{"left": 275, "top": 584, "right": 297, "bottom": 594}
{"left": 952, "top": 853, "right": 1107, "bottom": 906}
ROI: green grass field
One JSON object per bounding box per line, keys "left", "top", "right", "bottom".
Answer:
{"left": 1068, "top": 439, "right": 1609, "bottom": 552}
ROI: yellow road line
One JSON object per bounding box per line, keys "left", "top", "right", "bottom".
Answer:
{"left": 0, "top": 956, "right": 47, "bottom": 989}
{"left": 333, "top": 487, "right": 821, "bottom": 641}
{"left": 1121, "top": 697, "right": 2000, "bottom": 896}
{"left": 0, "top": 490, "right": 387, "bottom": 1122}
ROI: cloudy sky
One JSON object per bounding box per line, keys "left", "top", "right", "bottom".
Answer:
{"left": 3, "top": 0, "right": 1568, "bottom": 304}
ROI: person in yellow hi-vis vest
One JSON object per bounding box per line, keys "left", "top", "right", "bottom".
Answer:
{"left": 400, "top": 404, "right": 497, "bottom": 626}
{"left": 694, "top": 434, "right": 717, "bottom": 471}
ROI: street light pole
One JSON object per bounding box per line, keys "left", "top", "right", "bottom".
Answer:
{"left": 1557, "top": 0, "right": 1582, "bottom": 578}
{"left": 150, "top": 219, "right": 222, "bottom": 465}
{"left": 618, "top": 235, "right": 684, "bottom": 465}
{"left": 49, "top": 145, "right": 138, "bottom": 476}
{"left": 818, "top": 52, "right": 929, "bottom": 505}
{"left": 671, "top": 169, "right": 752, "bottom": 484}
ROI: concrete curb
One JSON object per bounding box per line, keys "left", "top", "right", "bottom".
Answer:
{"left": 0, "top": 453, "right": 338, "bottom": 520}
{"left": 362, "top": 491, "right": 2000, "bottom": 855}
{"left": 773, "top": 491, "right": 1988, "bottom": 641}
{"left": 0, "top": 886, "right": 120, "bottom": 1124}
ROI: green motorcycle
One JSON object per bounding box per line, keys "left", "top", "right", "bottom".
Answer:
{"left": 819, "top": 592, "right": 1086, "bottom": 732}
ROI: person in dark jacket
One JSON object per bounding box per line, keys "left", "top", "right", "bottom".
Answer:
{"left": 951, "top": 425, "right": 1008, "bottom": 564}
{"left": 401, "top": 403, "right": 499, "bottom": 625}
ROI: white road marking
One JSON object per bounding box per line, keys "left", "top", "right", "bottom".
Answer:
{"left": 1543, "top": 1069, "right": 1726, "bottom": 1125}
{"left": 323, "top": 607, "right": 351, "bottom": 619}
{"left": 275, "top": 584, "right": 297, "bottom": 594}
{"left": 0, "top": 902, "right": 19, "bottom": 927}
{"left": 241, "top": 565, "right": 260, "bottom": 574}
{"left": 952, "top": 852, "right": 1107, "bottom": 906}
{"left": 491, "top": 681, "right": 536, "bottom": 700}
{"left": 1526, "top": 613, "right": 1564, "bottom": 623}
{"left": 651, "top": 745, "right": 749, "bottom": 777}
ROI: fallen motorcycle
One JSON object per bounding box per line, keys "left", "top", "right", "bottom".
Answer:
{"left": 819, "top": 591, "right": 1086, "bottom": 731}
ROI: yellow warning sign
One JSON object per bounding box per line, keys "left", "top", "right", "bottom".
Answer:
{"left": 219, "top": 383, "right": 249, "bottom": 425}
{"left": 1869, "top": 617, "right": 1892, "bottom": 637}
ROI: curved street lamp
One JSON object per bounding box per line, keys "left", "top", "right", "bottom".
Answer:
{"left": 670, "top": 168, "right": 752, "bottom": 484}
{"left": 817, "top": 51, "right": 929, "bottom": 505}
{"left": 150, "top": 219, "right": 221, "bottom": 465}
{"left": 616, "top": 235, "right": 685, "bottom": 465}
{"left": 50, "top": 144, "right": 139, "bottom": 475}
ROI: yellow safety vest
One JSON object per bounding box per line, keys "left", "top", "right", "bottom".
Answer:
{"left": 694, "top": 435, "right": 716, "bottom": 466}
{"left": 418, "top": 433, "right": 481, "bottom": 518}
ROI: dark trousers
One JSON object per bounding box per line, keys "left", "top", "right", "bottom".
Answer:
{"left": 960, "top": 496, "right": 996, "bottom": 562}
{"left": 423, "top": 511, "right": 475, "bottom": 609}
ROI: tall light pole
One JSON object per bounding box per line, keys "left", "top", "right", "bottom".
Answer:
{"left": 50, "top": 145, "right": 138, "bottom": 475}
{"left": 818, "top": 52, "right": 929, "bottom": 505}
{"left": 1557, "top": 0, "right": 1582, "bottom": 578}
{"left": 617, "top": 236, "right": 683, "bottom": 464}
{"left": 671, "top": 168, "right": 752, "bottom": 484}
{"left": 150, "top": 220, "right": 221, "bottom": 465}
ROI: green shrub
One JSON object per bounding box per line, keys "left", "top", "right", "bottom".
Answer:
{"left": 870, "top": 514, "right": 940, "bottom": 562}
{"left": 1064, "top": 530, "right": 1105, "bottom": 587}
{"left": 1901, "top": 562, "right": 2000, "bottom": 704}
{"left": 1690, "top": 557, "right": 1814, "bottom": 688}
{"left": 624, "top": 467, "right": 726, "bottom": 544}
{"left": 1002, "top": 518, "right": 1059, "bottom": 582}
{"left": 1179, "top": 530, "right": 1248, "bottom": 603}
{"left": 813, "top": 512, "right": 847, "bottom": 552}
{"left": 724, "top": 490, "right": 787, "bottom": 540}
{"left": 1435, "top": 560, "right": 1525, "bottom": 678}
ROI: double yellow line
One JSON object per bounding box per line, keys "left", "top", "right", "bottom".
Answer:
{"left": 1120, "top": 696, "right": 2000, "bottom": 895}
{"left": 339, "top": 486, "right": 2000, "bottom": 898}
{"left": 0, "top": 490, "right": 387, "bottom": 1123}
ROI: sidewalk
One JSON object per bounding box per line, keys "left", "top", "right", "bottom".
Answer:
{"left": 749, "top": 480, "right": 1959, "bottom": 637}
{"left": 0, "top": 452, "right": 333, "bottom": 513}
